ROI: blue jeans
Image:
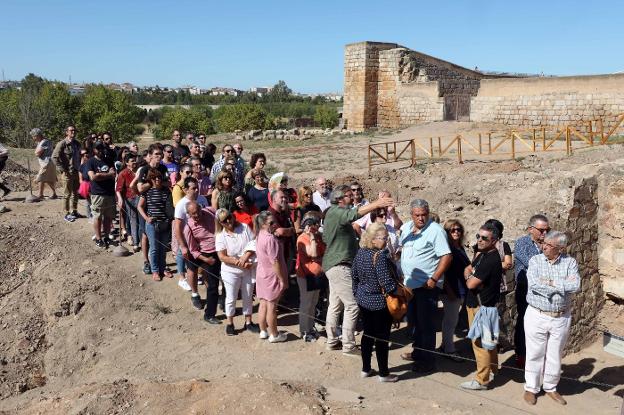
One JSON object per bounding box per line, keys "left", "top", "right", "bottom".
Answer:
{"left": 407, "top": 287, "right": 439, "bottom": 366}
{"left": 133, "top": 196, "right": 145, "bottom": 236}
{"left": 145, "top": 222, "right": 168, "bottom": 274}
{"left": 124, "top": 199, "right": 140, "bottom": 246}
{"left": 176, "top": 248, "right": 186, "bottom": 276}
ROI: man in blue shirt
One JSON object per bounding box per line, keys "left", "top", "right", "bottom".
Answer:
{"left": 513, "top": 214, "right": 549, "bottom": 368}
{"left": 399, "top": 199, "right": 451, "bottom": 373}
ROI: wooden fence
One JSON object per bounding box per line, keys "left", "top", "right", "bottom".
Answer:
{"left": 368, "top": 112, "right": 624, "bottom": 173}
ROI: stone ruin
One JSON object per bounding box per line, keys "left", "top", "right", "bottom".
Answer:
{"left": 343, "top": 41, "right": 624, "bottom": 132}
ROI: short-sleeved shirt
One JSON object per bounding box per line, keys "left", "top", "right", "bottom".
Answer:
{"left": 296, "top": 232, "right": 326, "bottom": 278}
{"left": 322, "top": 204, "right": 360, "bottom": 270}
{"left": 85, "top": 157, "right": 115, "bottom": 196}
{"left": 355, "top": 211, "right": 397, "bottom": 230}
{"left": 466, "top": 249, "right": 502, "bottom": 308}
{"left": 233, "top": 206, "right": 259, "bottom": 229}
{"left": 215, "top": 223, "right": 255, "bottom": 276}
{"left": 36, "top": 139, "right": 53, "bottom": 167}
{"left": 172, "top": 145, "right": 190, "bottom": 163}
{"left": 399, "top": 220, "right": 451, "bottom": 289}
{"left": 247, "top": 186, "right": 270, "bottom": 211}
{"left": 141, "top": 187, "right": 172, "bottom": 222}
{"left": 174, "top": 195, "right": 209, "bottom": 225}
{"left": 115, "top": 168, "right": 136, "bottom": 199}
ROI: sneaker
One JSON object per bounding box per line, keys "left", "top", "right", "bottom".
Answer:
{"left": 178, "top": 279, "right": 192, "bottom": 291}
{"left": 64, "top": 214, "right": 76, "bottom": 223}
{"left": 132, "top": 245, "right": 141, "bottom": 253}
{"left": 204, "top": 316, "right": 222, "bottom": 325}
{"left": 102, "top": 236, "right": 113, "bottom": 247}
{"left": 94, "top": 239, "right": 107, "bottom": 249}
{"left": 378, "top": 375, "right": 399, "bottom": 383}
{"left": 191, "top": 295, "right": 203, "bottom": 310}
{"left": 259, "top": 330, "right": 269, "bottom": 340}
{"left": 243, "top": 322, "right": 261, "bottom": 333}
{"left": 268, "top": 332, "right": 288, "bottom": 343}
{"left": 360, "top": 370, "right": 374, "bottom": 378}
{"left": 326, "top": 342, "right": 342, "bottom": 351}
{"left": 342, "top": 347, "right": 360, "bottom": 356}
{"left": 460, "top": 380, "right": 487, "bottom": 391}
{"left": 71, "top": 211, "right": 85, "bottom": 219}
{"left": 302, "top": 333, "right": 317, "bottom": 343}
{"left": 225, "top": 324, "right": 235, "bottom": 336}
{"left": 142, "top": 261, "right": 151, "bottom": 275}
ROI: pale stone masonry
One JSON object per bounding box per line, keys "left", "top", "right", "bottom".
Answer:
{"left": 344, "top": 41, "right": 624, "bottom": 132}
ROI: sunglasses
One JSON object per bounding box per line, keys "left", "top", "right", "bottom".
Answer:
{"left": 450, "top": 228, "right": 463, "bottom": 233}
{"left": 475, "top": 234, "right": 490, "bottom": 241}
{"left": 377, "top": 213, "right": 386, "bottom": 217}
{"left": 224, "top": 149, "right": 234, "bottom": 153}
{"left": 182, "top": 170, "right": 192, "bottom": 175}
{"left": 223, "top": 177, "right": 232, "bottom": 181}
{"left": 164, "top": 150, "right": 172, "bottom": 153}
{"left": 80, "top": 153, "right": 88, "bottom": 156}
{"left": 304, "top": 193, "right": 312, "bottom": 197}
{"left": 351, "top": 188, "right": 362, "bottom": 192}
{"left": 532, "top": 227, "right": 550, "bottom": 234}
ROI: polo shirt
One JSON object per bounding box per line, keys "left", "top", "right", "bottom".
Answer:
{"left": 322, "top": 204, "right": 360, "bottom": 270}
{"left": 399, "top": 220, "right": 451, "bottom": 289}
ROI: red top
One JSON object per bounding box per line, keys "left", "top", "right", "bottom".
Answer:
{"left": 233, "top": 205, "right": 259, "bottom": 230}
{"left": 116, "top": 168, "right": 136, "bottom": 200}
{"left": 296, "top": 232, "right": 326, "bottom": 278}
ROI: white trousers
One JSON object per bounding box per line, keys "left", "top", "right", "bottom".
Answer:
{"left": 524, "top": 305, "right": 571, "bottom": 393}
{"left": 222, "top": 270, "right": 254, "bottom": 317}
{"left": 440, "top": 294, "right": 462, "bottom": 353}
{"left": 297, "top": 277, "right": 320, "bottom": 335}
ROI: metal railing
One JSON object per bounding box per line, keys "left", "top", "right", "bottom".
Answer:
{"left": 367, "top": 112, "right": 624, "bottom": 173}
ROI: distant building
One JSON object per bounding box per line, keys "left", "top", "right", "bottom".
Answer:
{"left": 249, "top": 86, "right": 271, "bottom": 97}
{"left": 209, "top": 87, "right": 242, "bottom": 96}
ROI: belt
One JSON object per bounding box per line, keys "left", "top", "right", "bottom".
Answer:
{"left": 532, "top": 306, "right": 567, "bottom": 318}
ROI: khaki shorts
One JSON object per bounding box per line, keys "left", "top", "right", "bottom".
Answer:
{"left": 90, "top": 195, "right": 115, "bottom": 220}
{"left": 35, "top": 163, "right": 57, "bottom": 184}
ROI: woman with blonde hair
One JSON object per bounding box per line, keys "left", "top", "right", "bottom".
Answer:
{"left": 352, "top": 221, "right": 399, "bottom": 382}
{"left": 294, "top": 185, "right": 321, "bottom": 234}
{"left": 215, "top": 208, "right": 259, "bottom": 336}
{"left": 211, "top": 170, "right": 236, "bottom": 212}
{"left": 439, "top": 219, "right": 470, "bottom": 361}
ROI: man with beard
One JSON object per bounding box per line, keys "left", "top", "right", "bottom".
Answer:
{"left": 313, "top": 177, "right": 331, "bottom": 213}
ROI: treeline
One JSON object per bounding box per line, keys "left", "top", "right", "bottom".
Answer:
{"left": 152, "top": 103, "right": 339, "bottom": 140}
{"left": 0, "top": 74, "right": 144, "bottom": 147}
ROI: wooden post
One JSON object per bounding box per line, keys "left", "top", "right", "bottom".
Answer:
{"left": 457, "top": 136, "right": 463, "bottom": 164}
{"left": 429, "top": 137, "right": 434, "bottom": 158}
{"left": 599, "top": 119, "right": 605, "bottom": 144}
{"left": 411, "top": 139, "right": 415, "bottom": 166}
{"left": 588, "top": 120, "right": 594, "bottom": 146}
{"left": 488, "top": 133, "right": 492, "bottom": 155}
{"left": 438, "top": 136, "right": 442, "bottom": 157}
{"left": 532, "top": 129, "right": 536, "bottom": 152}
{"left": 511, "top": 132, "right": 516, "bottom": 160}
{"left": 566, "top": 126, "right": 571, "bottom": 156}
{"left": 368, "top": 145, "right": 371, "bottom": 175}
{"left": 478, "top": 133, "right": 482, "bottom": 154}
{"left": 542, "top": 128, "right": 546, "bottom": 151}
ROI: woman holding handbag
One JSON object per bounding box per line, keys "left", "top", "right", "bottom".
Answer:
{"left": 352, "top": 222, "right": 399, "bottom": 383}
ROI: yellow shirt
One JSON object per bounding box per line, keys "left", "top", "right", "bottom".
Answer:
{"left": 172, "top": 179, "right": 185, "bottom": 207}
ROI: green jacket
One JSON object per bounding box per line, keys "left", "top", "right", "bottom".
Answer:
{"left": 52, "top": 138, "right": 81, "bottom": 174}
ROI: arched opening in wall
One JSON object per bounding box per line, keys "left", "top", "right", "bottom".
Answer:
{"left": 443, "top": 95, "right": 471, "bottom": 121}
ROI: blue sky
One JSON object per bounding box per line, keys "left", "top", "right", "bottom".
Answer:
{"left": 3, "top": 0, "right": 623, "bottom": 93}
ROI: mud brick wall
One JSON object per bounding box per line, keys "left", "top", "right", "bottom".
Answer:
{"left": 471, "top": 75, "right": 624, "bottom": 131}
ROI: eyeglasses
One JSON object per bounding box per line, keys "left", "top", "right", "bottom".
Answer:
{"left": 351, "top": 187, "right": 362, "bottom": 192}
{"left": 450, "top": 228, "right": 463, "bottom": 233}
{"left": 475, "top": 234, "right": 490, "bottom": 241}
{"left": 182, "top": 170, "right": 192, "bottom": 175}
{"left": 532, "top": 226, "right": 550, "bottom": 234}
{"left": 224, "top": 149, "right": 234, "bottom": 153}
{"left": 377, "top": 213, "right": 386, "bottom": 217}
{"left": 164, "top": 150, "right": 172, "bottom": 153}
{"left": 304, "top": 193, "right": 312, "bottom": 197}
{"left": 223, "top": 177, "right": 232, "bottom": 181}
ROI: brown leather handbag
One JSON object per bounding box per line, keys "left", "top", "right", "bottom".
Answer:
{"left": 373, "top": 251, "right": 414, "bottom": 321}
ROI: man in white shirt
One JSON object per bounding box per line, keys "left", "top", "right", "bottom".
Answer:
{"left": 312, "top": 177, "right": 331, "bottom": 212}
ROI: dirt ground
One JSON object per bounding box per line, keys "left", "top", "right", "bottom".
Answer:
{"left": 0, "top": 122, "right": 623, "bottom": 414}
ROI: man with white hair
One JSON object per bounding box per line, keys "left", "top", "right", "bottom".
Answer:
{"left": 522, "top": 230, "right": 580, "bottom": 406}
{"left": 313, "top": 177, "right": 331, "bottom": 212}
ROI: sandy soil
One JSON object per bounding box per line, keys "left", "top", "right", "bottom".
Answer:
{"left": 0, "top": 122, "right": 623, "bottom": 414}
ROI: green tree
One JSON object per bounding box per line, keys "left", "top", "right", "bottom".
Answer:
{"left": 214, "top": 104, "right": 266, "bottom": 132}
{"left": 314, "top": 105, "right": 339, "bottom": 129}
{"left": 266, "top": 80, "right": 292, "bottom": 102}
{"left": 154, "top": 106, "right": 215, "bottom": 140}
{"left": 76, "top": 85, "right": 144, "bottom": 142}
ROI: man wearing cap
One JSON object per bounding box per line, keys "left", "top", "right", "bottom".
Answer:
{"left": 322, "top": 185, "right": 394, "bottom": 354}
{"left": 86, "top": 142, "right": 117, "bottom": 248}
{"left": 52, "top": 125, "right": 82, "bottom": 222}
{"left": 31, "top": 128, "right": 57, "bottom": 201}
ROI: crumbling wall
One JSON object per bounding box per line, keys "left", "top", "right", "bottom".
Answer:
{"left": 471, "top": 75, "right": 624, "bottom": 130}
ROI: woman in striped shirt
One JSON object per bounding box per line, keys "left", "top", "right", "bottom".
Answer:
{"left": 138, "top": 168, "right": 174, "bottom": 281}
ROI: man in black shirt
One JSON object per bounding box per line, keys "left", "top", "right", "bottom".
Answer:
{"left": 101, "top": 132, "right": 119, "bottom": 168}
{"left": 460, "top": 223, "right": 502, "bottom": 391}
{"left": 87, "top": 142, "right": 117, "bottom": 248}
{"left": 171, "top": 130, "right": 190, "bottom": 163}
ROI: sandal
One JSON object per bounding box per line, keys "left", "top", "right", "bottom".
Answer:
{"left": 163, "top": 270, "right": 174, "bottom": 278}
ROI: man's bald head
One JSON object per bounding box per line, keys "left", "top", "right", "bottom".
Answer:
{"left": 186, "top": 201, "right": 201, "bottom": 221}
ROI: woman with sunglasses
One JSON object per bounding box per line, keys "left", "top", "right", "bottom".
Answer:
{"left": 161, "top": 144, "right": 180, "bottom": 187}
{"left": 254, "top": 210, "right": 288, "bottom": 343}
{"left": 211, "top": 170, "right": 237, "bottom": 212}
{"left": 172, "top": 164, "right": 193, "bottom": 206}
{"left": 215, "top": 208, "right": 260, "bottom": 336}
{"left": 294, "top": 185, "right": 321, "bottom": 235}
{"left": 138, "top": 168, "right": 174, "bottom": 281}
{"left": 440, "top": 219, "right": 470, "bottom": 361}
{"left": 352, "top": 222, "right": 399, "bottom": 382}
{"left": 232, "top": 192, "right": 258, "bottom": 230}
{"left": 243, "top": 153, "right": 267, "bottom": 192}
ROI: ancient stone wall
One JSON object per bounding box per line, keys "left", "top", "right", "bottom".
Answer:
{"left": 471, "top": 75, "right": 624, "bottom": 130}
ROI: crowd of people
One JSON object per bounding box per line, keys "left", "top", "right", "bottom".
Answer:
{"left": 1, "top": 125, "right": 582, "bottom": 406}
